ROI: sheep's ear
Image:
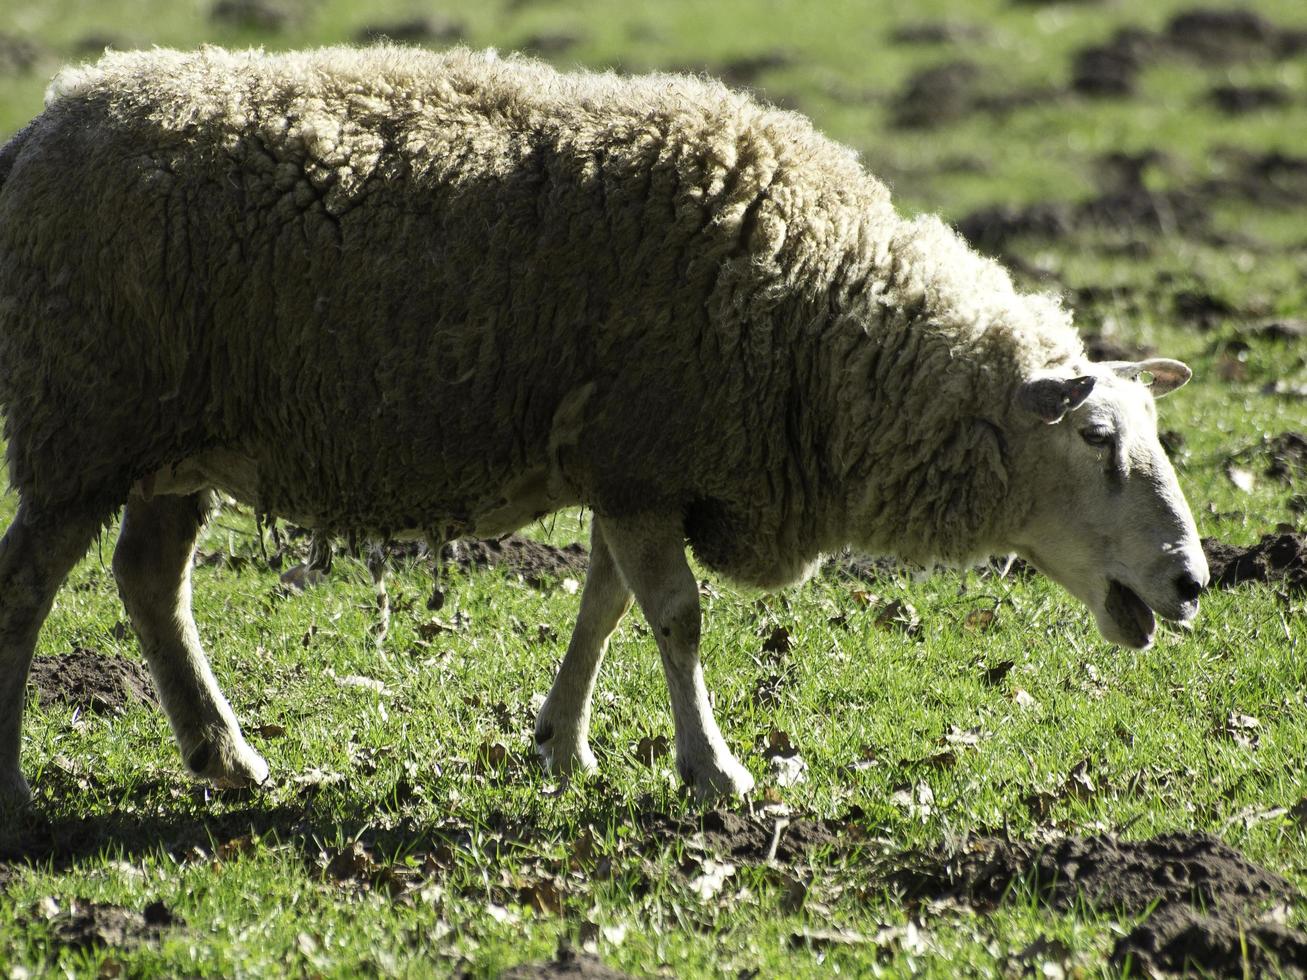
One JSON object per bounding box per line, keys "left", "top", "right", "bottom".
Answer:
{"left": 1018, "top": 376, "right": 1096, "bottom": 424}
{"left": 1110, "top": 358, "right": 1192, "bottom": 397}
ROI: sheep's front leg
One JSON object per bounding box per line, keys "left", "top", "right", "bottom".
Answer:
{"left": 535, "top": 519, "right": 633, "bottom": 776}
{"left": 600, "top": 514, "right": 754, "bottom": 799}
{"left": 113, "top": 492, "right": 268, "bottom": 789}
{"left": 0, "top": 503, "right": 109, "bottom": 807}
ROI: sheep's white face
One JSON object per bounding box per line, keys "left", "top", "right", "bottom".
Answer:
{"left": 1008, "top": 359, "right": 1208, "bottom": 649}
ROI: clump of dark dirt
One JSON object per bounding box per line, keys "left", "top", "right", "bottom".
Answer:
{"left": 954, "top": 203, "right": 1076, "bottom": 253}
{"left": 889, "top": 21, "right": 987, "bottom": 45}
{"left": 518, "top": 31, "right": 586, "bottom": 57}
{"left": 889, "top": 61, "right": 1059, "bottom": 129}
{"left": 208, "top": 0, "right": 299, "bottom": 30}
{"left": 1165, "top": 7, "right": 1286, "bottom": 62}
{"left": 353, "top": 17, "right": 464, "bottom": 45}
{"left": 1173, "top": 288, "right": 1239, "bottom": 329}
{"left": 1203, "top": 532, "right": 1307, "bottom": 594}
{"left": 1081, "top": 332, "right": 1154, "bottom": 362}
{"left": 640, "top": 809, "right": 851, "bottom": 865}
{"left": 890, "top": 60, "right": 981, "bottom": 128}
{"left": 27, "top": 649, "right": 157, "bottom": 714}
{"left": 715, "top": 50, "right": 794, "bottom": 87}
{"left": 1112, "top": 903, "right": 1307, "bottom": 978}
{"left": 1243, "top": 318, "right": 1307, "bottom": 343}
{"left": 0, "top": 33, "right": 44, "bottom": 76}
{"left": 958, "top": 143, "right": 1307, "bottom": 252}
{"left": 888, "top": 832, "right": 1292, "bottom": 915}
{"left": 36, "top": 898, "right": 183, "bottom": 951}
{"left": 1265, "top": 433, "right": 1307, "bottom": 482}
{"left": 446, "top": 535, "right": 589, "bottom": 586}
{"left": 1071, "top": 28, "right": 1160, "bottom": 97}
{"left": 1208, "top": 83, "right": 1292, "bottom": 114}
{"left": 1070, "top": 9, "right": 1307, "bottom": 102}
{"left": 500, "top": 944, "right": 634, "bottom": 979}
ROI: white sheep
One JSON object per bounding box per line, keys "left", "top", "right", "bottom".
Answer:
{"left": 0, "top": 46, "right": 1207, "bottom": 805}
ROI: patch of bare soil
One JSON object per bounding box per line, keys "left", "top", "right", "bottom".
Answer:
{"left": 1265, "top": 433, "right": 1307, "bottom": 482}
{"left": 1071, "top": 8, "right": 1306, "bottom": 101}
{"left": 1112, "top": 903, "right": 1307, "bottom": 977}
{"left": 208, "top": 0, "right": 300, "bottom": 30}
{"left": 891, "top": 831, "right": 1305, "bottom": 975}
{"left": 889, "top": 60, "right": 1056, "bottom": 128}
{"left": 1166, "top": 7, "right": 1298, "bottom": 62}
{"left": 1203, "top": 532, "right": 1307, "bottom": 594}
{"left": 1080, "top": 332, "right": 1155, "bottom": 362}
{"left": 639, "top": 808, "right": 851, "bottom": 865}
{"left": 447, "top": 535, "right": 589, "bottom": 586}
{"left": 956, "top": 145, "right": 1307, "bottom": 252}
{"left": 1071, "top": 28, "right": 1161, "bottom": 97}
{"left": 353, "top": 16, "right": 464, "bottom": 44}
{"left": 890, "top": 832, "right": 1291, "bottom": 913}
{"left": 499, "top": 944, "right": 634, "bottom": 979}
{"left": 889, "top": 21, "right": 987, "bottom": 45}
{"left": 27, "top": 649, "right": 156, "bottom": 714}
{"left": 32, "top": 897, "right": 183, "bottom": 952}
{"left": 519, "top": 31, "right": 586, "bottom": 57}
{"left": 0, "top": 33, "right": 44, "bottom": 76}
{"left": 1208, "top": 83, "right": 1292, "bottom": 114}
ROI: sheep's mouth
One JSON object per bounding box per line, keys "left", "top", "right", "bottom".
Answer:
{"left": 1106, "top": 579, "right": 1156, "bottom": 648}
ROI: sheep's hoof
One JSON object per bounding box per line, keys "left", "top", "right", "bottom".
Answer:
{"left": 0, "top": 768, "right": 33, "bottom": 810}
{"left": 185, "top": 734, "right": 269, "bottom": 789}
{"left": 682, "top": 754, "right": 755, "bottom": 801}
{"left": 536, "top": 732, "right": 598, "bottom": 778}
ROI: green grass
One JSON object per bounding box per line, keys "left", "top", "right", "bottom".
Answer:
{"left": 1, "top": 0, "right": 1306, "bottom": 975}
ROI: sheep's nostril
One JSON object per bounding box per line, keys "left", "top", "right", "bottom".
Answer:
{"left": 1175, "top": 573, "right": 1203, "bottom": 603}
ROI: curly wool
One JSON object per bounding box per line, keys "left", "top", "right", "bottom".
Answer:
{"left": 0, "top": 45, "right": 1082, "bottom": 586}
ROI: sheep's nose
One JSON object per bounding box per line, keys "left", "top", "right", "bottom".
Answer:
{"left": 1175, "top": 573, "right": 1204, "bottom": 603}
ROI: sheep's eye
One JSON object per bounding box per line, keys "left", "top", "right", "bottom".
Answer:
{"left": 1080, "top": 428, "right": 1113, "bottom": 448}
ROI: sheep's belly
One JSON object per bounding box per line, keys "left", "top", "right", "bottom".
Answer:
{"left": 135, "top": 450, "right": 573, "bottom": 538}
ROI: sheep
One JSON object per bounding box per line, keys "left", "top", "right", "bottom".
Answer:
{"left": 0, "top": 45, "right": 1208, "bottom": 806}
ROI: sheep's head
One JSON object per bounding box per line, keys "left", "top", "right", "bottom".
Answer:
{"left": 1006, "top": 358, "right": 1207, "bottom": 648}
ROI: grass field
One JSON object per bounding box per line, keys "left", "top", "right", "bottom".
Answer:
{"left": 0, "top": 0, "right": 1305, "bottom": 975}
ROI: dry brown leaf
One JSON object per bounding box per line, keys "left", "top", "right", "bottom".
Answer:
{"left": 875, "top": 599, "right": 920, "bottom": 635}
{"left": 517, "top": 879, "right": 564, "bottom": 916}
{"left": 634, "top": 734, "right": 670, "bottom": 766}
{"left": 475, "top": 740, "right": 509, "bottom": 772}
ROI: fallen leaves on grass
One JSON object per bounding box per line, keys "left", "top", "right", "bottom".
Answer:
{"left": 1214, "top": 712, "right": 1261, "bottom": 749}
{"left": 875, "top": 599, "right": 921, "bottom": 636}
{"left": 634, "top": 734, "right": 670, "bottom": 766}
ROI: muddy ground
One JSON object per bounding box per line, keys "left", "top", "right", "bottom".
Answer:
{"left": 5, "top": 782, "right": 1305, "bottom": 976}
{"left": 498, "top": 945, "right": 634, "bottom": 979}
{"left": 26, "top": 647, "right": 156, "bottom": 714}
{"left": 1204, "top": 531, "right": 1307, "bottom": 595}
{"left": 443, "top": 535, "right": 590, "bottom": 586}
{"left": 891, "top": 830, "right": 1305, "bottom": 975}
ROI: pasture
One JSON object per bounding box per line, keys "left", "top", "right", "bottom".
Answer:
{"left": 0, "top": 0, "right": 1305, "bottom": 975}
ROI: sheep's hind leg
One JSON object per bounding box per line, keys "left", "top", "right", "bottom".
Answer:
{"left": 600, "top": 514, "right": 754, "bottom": 800}
{"left": 0, "top": 503, "right": 110, "bottom": 807}
{"left": 535, "top": 519, "right": 633, "bottom": 777}
{"left": 113, "top": 492, "right": 268, "bottom": 789}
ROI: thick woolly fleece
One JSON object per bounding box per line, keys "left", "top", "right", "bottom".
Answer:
{"left": 0, "top": 46, "right": 1082, "bottom": 586}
